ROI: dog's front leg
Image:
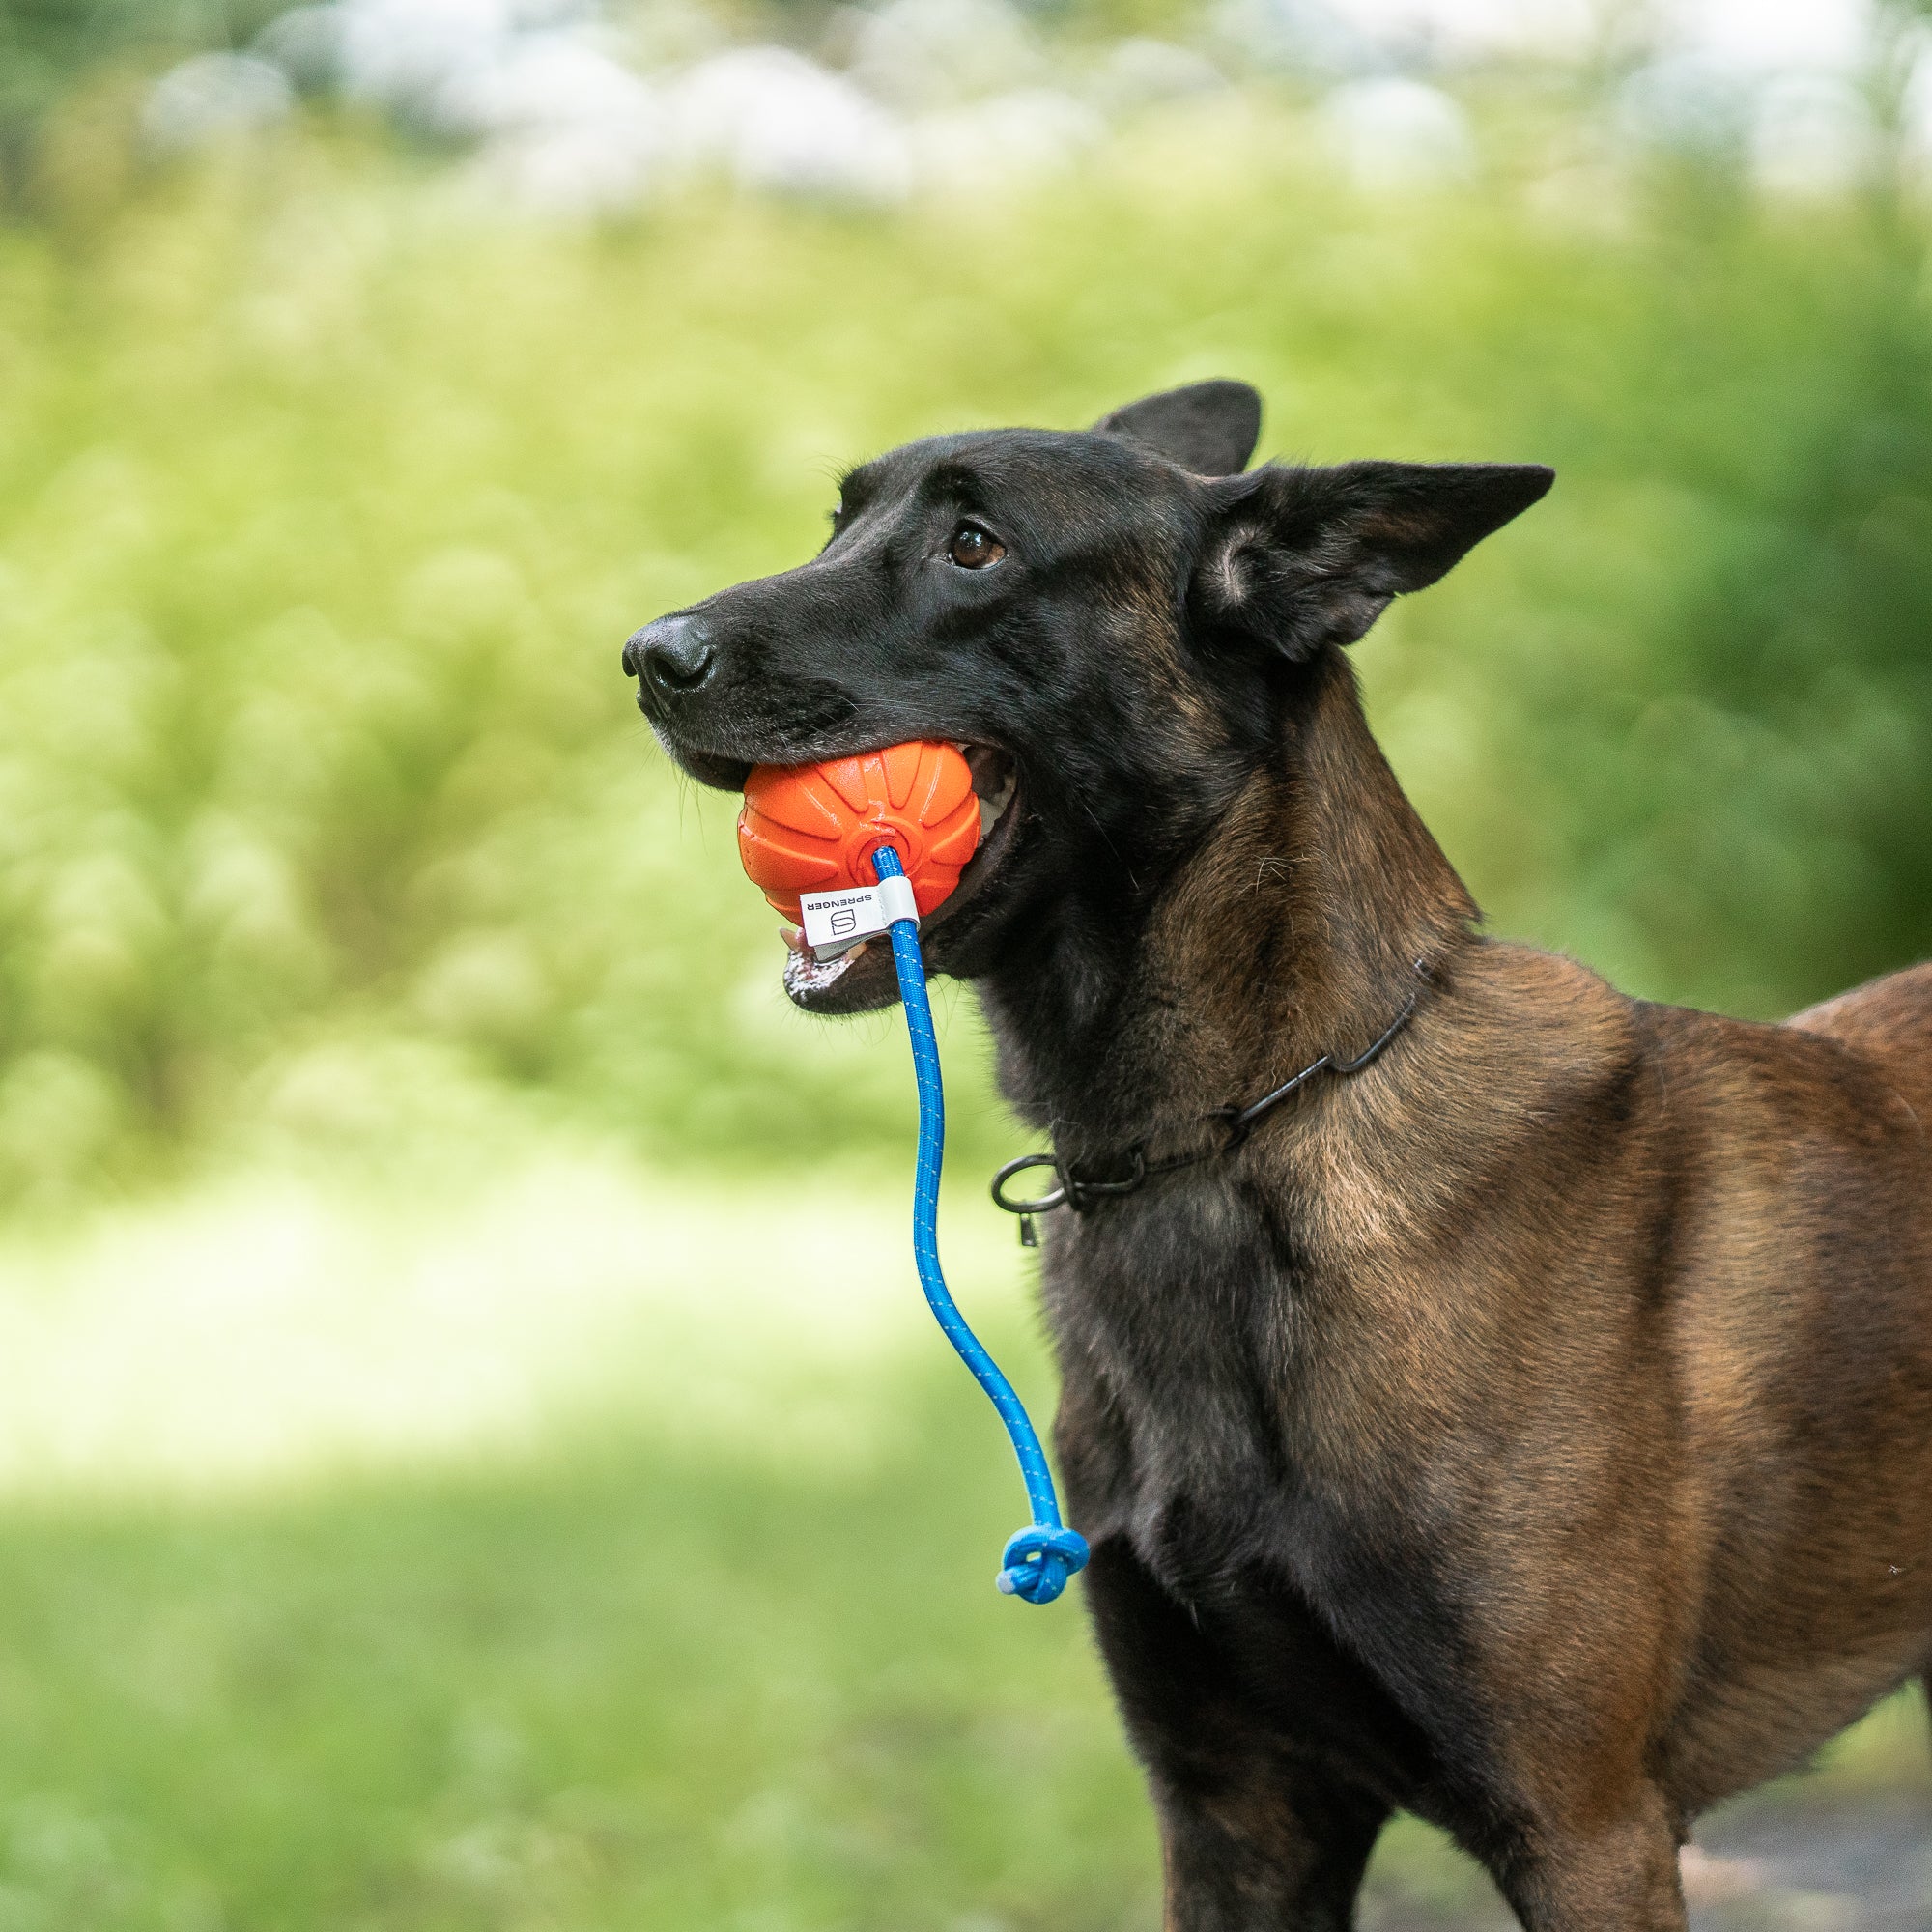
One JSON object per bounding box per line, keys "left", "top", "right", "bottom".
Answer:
{"left": 1082, "top": 1538, "right": 1390, "bottom": 1931}
{"left": 1487, "top": 1786, "right": 1687, "bottom": 1932}
{"left": 1152, "top": 1773, "right": 1388, "bottom": 1932}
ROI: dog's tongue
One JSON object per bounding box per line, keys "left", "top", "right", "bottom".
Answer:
{"left": 736, "top": 741, "right": 981, "bottom": 926}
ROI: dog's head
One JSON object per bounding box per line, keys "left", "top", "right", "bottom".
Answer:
{"left": 627, "top": 381, "right": 1550, "bottom": 1014}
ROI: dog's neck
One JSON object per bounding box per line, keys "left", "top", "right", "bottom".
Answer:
{"left": 978, "top": 649, "right": 1476, "bottom": 1155}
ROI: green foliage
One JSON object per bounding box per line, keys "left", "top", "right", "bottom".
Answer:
{"left": 0, "top": 0, "right": 285, "bottom": 196}
{"left": 2, "top": 111, "right": 1931, "bottom": 1197}
{"left": 0, "top": 94, "right": 1927, "bottom": 1927}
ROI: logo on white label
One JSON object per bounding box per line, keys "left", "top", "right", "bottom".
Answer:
{"left": 800, "top": 876, "right": 920, "bottom": 958}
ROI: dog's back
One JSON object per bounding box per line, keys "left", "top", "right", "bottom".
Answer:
{"left": 1789, "top": 961, "right": 1932, "bottom": 1130}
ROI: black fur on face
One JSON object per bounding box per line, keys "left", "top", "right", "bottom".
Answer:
{"left": 625, "top": 380, "right": 1550, "bottom": 1018}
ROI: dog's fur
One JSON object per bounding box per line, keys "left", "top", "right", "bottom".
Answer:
{"left": 627, "top": 382, "right": 1932, "bottom": 1930}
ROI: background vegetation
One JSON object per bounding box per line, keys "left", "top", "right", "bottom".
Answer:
{"left": 13, "top": 104, "right": 1932, "bottom": 1197}
{"left": 0, "top": 3, "right": 1927, "bottom": 1925}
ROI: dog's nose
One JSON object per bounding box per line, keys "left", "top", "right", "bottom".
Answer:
{"left": 625, "top": 616, "right": 716, "bottom": 696}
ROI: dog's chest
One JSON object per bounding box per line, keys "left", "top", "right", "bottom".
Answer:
{"left": 1044, "top": 1185, "right": 1320, "bottom": 1586}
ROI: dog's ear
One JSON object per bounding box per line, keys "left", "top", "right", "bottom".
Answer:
{"left": 1094, "top": 380, "right": 1263, "bottom": 477}
{"left": 1191, "top": 460, "right": 1553, "bottom": 659}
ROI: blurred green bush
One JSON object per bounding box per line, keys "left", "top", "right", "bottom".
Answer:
{"left": 0, "top": 102, "right": 1929, "bottom": 1199}
{"left": 0, "top": 1, "right": 290, "bottom": 199}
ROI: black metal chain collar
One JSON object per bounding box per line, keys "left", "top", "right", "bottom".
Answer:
{"left": 989, "top": 956, "right": 1435, "bottom": 1244}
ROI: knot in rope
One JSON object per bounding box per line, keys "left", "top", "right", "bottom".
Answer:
{"left": 997, "top": 1524, "right": 1092, "bottom": 1605}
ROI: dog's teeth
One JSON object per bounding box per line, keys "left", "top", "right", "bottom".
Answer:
{"left": 977, "top": 771, "right": 1016, "bottom": 840}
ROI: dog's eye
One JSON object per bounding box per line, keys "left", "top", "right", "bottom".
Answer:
{"left": 948, "top": 523, "right": 1005, "bottom": 570}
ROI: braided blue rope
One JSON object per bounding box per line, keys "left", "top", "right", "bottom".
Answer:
{"left": 869, "top": 843, "right": 1089, "bottom": 1605}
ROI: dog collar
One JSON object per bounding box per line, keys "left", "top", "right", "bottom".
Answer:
{"left": 989, "top": 956, "right": 1436, "bottom": 1244}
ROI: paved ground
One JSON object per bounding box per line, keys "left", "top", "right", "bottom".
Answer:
{"left": 1361, "top": 1793, "right": 1932, "bottom": 1930}
{"left": 1690, "top": 1794, "right": 1932, "bottom": 1931}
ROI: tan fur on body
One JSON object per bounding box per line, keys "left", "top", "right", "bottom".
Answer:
{"left": 1041, "top": 651, "right": 1932, "bottom": 1928}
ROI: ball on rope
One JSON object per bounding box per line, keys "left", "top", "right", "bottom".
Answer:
{"left": 736, "top": 740, "right": 981, "bottom": 923}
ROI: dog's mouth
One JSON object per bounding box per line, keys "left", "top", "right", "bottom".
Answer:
{"left": 778, "top": 741, "right": 1022, "bottom": 1013}
{"left": 668, "top": 747, "right": 758, "bottom": 791}
{"left": 657, "top": 730, "right": 1024, "bottom": 1013}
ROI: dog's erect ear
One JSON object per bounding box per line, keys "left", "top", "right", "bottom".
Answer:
{"left": 1191, "top": 460, "right": 1553, "bottom": 659}
{"left": 1094, "top": 380, "right": 1263, "bottom": 477}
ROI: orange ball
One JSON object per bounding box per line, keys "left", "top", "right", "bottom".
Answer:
{"left": 737, "top": 741, "right": 981, "bottom": 924}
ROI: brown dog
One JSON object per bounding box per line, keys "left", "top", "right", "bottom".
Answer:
{"left": 627, "top": 380, "right": 1932, "bottom": 1929}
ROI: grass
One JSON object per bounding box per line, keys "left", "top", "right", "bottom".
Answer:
{"left": 0, "top": 1345, "right": 1918, "bottom": 1932}
{"left": 0, "top": 1149, "right": 1151, "bottom": 1932}
{"left": 0, "top": 1151, "right": 1918, "bottom": 1930}
{"left": 0, "top": 1420, "right": 1149, "bottom": 1932}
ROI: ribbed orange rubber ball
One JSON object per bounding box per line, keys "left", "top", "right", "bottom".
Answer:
{"left": 737, "top": 741, "right": 981, "bottom": 924}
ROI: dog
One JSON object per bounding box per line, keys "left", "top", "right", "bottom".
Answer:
{"left": 625, "top": 381, "right": 1932, "bottom": 1930}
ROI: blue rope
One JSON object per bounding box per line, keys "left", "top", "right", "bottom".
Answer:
{"left": 869, "top": 843, "right": 1090, "bottom": 1605}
